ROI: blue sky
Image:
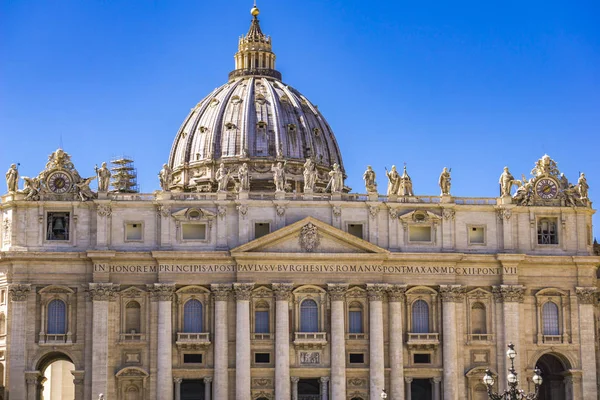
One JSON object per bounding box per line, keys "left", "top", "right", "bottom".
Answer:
{"left": 2, "top": 1, "right": 599, "bottom": 236}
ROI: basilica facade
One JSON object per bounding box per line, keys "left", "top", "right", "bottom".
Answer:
{"left": 0, "top": 5, "right": 598, "bottom": 400}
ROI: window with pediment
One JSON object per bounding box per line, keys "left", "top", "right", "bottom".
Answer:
{"left": 184, "top": 300, "right": 203, "bottom": 333}
{"left": 535, "top": 288, "right": 569, "bottom": 344}
{"left": 47, "top": 299, "right": 66, "bottom": 334}
{"left": 0, "top": 313, "right": 5, "bottom": 336}
{"left": 399, "top": 211, "right": 441, "bottom": 245}
{"left": 466, "top": 288, "right": 493, "bottom": 343}
{"left": 405, "top": 287, "right": 439, "bottom": 350}
{"left": 38, "top": 285, "right": 76, "bottom": 345}
{"left": 348, "top": 302, "right": 363, "bottom": 334}
{"left": 292, "top": 286, "right": 327, "bottom": 348}
{"left": 171, "top": 208, "right": 215, "bottom": 244}
{"left": 251, "top": 286, "right": 274, "bottom": 340}
{"left": 301, "top": 299, "right": 318, "bottom": 332}
{"left": 412, "top": 300, "right": 429, "bottom": 333}
{"left": 345, "top": 287, "right": 367, "bottom": 339}
{"left": 175, "top": 286, "right": 212, "bottom": 348}
{"left": 119, "top": 287, "right": 147, "bottom": 342}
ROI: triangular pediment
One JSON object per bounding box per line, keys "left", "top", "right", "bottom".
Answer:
{"left": 231, "top": 217, "right": 389, "bottom": 255}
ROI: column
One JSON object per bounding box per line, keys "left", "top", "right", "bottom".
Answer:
{"left": 404, "top": 377, "right": 412, "bottom": 400}
{"left": 89, "top": 283, "right": 119, "bottom": 398}
{"left": 388, "top": 285, "right": 406, "bottom": 400}
{"left": 152, "top": 283, "right": 176, "bottom": 400}
{"left": 439, "top": 285, "right": 465, "bottom": 400}
{"left": 8, "top": 284, "right": 31, "bottom": 399}
{"left": 367, "top": 284, "right": 386, "bottom": 400}
{"left": 576, "top": 287, "right": 598, "bottom": 399}
{"left": 234, "top": 283, "right": 254, "bottom": 400}
{"left": 291, "top": 377, "right": 299, "bottom": 400}
{"left": 174, "top": 378, "right": 182, "bottom": 400}
{"left": 71, "top": 370, "right": 85, "bottom": 400}
{"left": 328, "top": 283, "right": 348, "bottom": 400}
{"left": 493, "top": 285, "right": 524, "bottom": 389}
{"left": 204, "top": 377, "right": 213, "bottom": 400}
{"left": 431, "top": 377, "right": 441, "bottom": 400}
{"left": 24, "top": 371, "right": 40, "bottom": 400}
{"left": 273, "top": 283, "right": 293, "bottom": 400}
{"left": 212, "top": 284, "right": 232, "bottom": 400}
{"left": 320, "top": 376, "right": 329, "bottom": 400}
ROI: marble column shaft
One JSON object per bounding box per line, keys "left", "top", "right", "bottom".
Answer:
{"left": 273, "top": 283, "right": 293, "bottom": 400}
{"left": 440, "top": 285, "right": 463, "bottom": 400}
{"left": 72, "top": 370, "right": 85, "bottom": 400}
{"left": 212, "top": 284, "right": 232, "bottom": 400}
{"left": 367, "top": 284, "right": 386, "bottom": 400}
{"left": 404, "top": 377, "right": 412, "bottom": 400}
{"left": 576, "top": 288, "right": 598, "bottom": 400}
{"left": 432, "top": 377, "right": 441, "bottom": 400}
{"left": 8, "top": 284, "right": 31, "bottom": 399}
{"left": 320, "top": 377, "right": 329, "bottom": 400}
{"left": 328, "top": 284, "right": 348, "bottom": 400}
{"left": 234, "top": 283, "right": 254, "bottom": 400}
{"left": 174, "top": 378, "right": 182, "bottom": 400}
{"left": 153, "top": 284, "right": 175, "bottom": 400}
{"left": 388, "top": 286, "right": 406, "bottom": 400}
{"left": 291, "top": 377, "right": 299, "bottom": 400}
{"left": 204, "top": 377, "right": 213, "bottom": 400}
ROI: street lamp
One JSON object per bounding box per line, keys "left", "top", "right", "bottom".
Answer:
{"left": 380, "top": 389, "right": 388, "bottom": 399}
{"left": 483, "top": 343, "right": 542, "bottom": 400}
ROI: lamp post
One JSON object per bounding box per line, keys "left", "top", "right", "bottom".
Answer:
{"left": 483, "top": 343, "right": 543, "bottom": 400}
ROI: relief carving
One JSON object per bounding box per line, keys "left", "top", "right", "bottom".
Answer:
{"left": 299, "top": 223, "right": 320, "bottom": 252}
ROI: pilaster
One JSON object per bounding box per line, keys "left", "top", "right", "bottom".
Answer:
{"left": 8, "top": 283, "right": 31, "bottom": 399}
{"left": 234, "top": 283, "right": 254, "bottom": 400}
{"left": 149, "top": 283, "right": 176, "bottom": 400}
{"left": 367, "top": 284, "right": 386, "bottom": 400}
{"left": 272, "top": 283, "right": 294, "bottom": 400}
{"left": 211, "top": 284, "right": 232, "bottom": 400}
{"left": 328, "top": 283, "right": 348, "bottom": 400}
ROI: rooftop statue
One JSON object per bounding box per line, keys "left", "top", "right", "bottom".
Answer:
{"left": 303, "top": 158, "right": 317, "bottom": 192}
{"left": 498, "top": 166, "right": 515, "bottom": 197}
{"left": 271, "top": 162, "right": 286, "bottom": 192}
{"left": 439, "top": 167, "right": 451, "bottom": 196}
{"left": 578, "top": 173, "right": 589, "bottom": 200}
{"left": 76, "top": 176, "right": 97, "bottom": 201}
{"left": 21, "top": 176, "right": 41, "bottom": 201}
{"left": 95, "top": 162, "right": 111, "bottom": 192}
{"left": 238, "top": 163, "right": 250, "bottom": 192}
{"left": 215, "top": 163, "right": 231, "bottom": 192}
{"left": 399, "top": 165, "right": 414, "bottom": 196}
{"left": 5, "top": 164, "right": 19, "bottom": 193}
{"left": 362, "top": 165, "right": 377, "bottom": 194}
{"left": 385, "top": 165, "right": 400, "bottom": 196}
{"left": 327, "top": 163, "right": 343, "bottom": 194}
{"left": 158, "top": 164, "right": 173, "bottom": 192}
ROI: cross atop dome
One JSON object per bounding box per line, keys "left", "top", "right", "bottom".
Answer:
{"left": 229, "top": 3, "right": 282, "bottom": 80}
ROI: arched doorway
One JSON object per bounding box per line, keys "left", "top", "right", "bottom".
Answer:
{"left": 37, "top": 352, "right": 75, "bottom": 400}
{"left": 536, "top": 353, "right": 568, "bottom": 400}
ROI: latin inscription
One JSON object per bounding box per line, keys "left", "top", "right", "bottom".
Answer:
{"left": 94, "top": 263, "right": 517, "bottom": 276}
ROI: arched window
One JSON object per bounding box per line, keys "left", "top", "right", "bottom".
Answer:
{"left": 300, "top": 299, "right": 319, "bottom": 332}
{"left": 471, "top": 302, "right": 487, "bottom": 334}
{"left": 255, "top": 302, "right": 270, "bottom": 333}
{"left": 125, "top": 301, "right": 141, "bottom": 333}
{"left": 348, "top": 302, "right": 363, "bottom": 333}
{"left": 0, "top": 313, "right": 5, "bottom": 336}
{"left": 542, "top": 301, "right": 560, "bottom": 335}
{"left": 184, "top": 299, "right": 203, "bottom": 333}
{"left": 412, "top": 300, "right": 429, "bottom": 333}
{"left": 47, "top": 299, "right": 67, "bottom": 334}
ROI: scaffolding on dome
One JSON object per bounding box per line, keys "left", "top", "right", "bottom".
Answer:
{"left": 110, "top": 156, "right": 139, "bottom": 193}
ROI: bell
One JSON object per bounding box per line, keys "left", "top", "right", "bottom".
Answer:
{"left": 53, "top": 217, "right": 64, "bottom": 231}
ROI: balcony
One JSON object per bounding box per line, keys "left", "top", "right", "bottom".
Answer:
{"left": 346, "top": 333, "right": 368, "bottom": 340}
{"left": 176, "top": 332, "right": 211, "bottom": 349}
{"left": 39, "top": 333, "right": 72, "bottom": 345}
{"left": 119, "top": 333, "right": 147, "bottom": 343}
{"left": 407, "top": 332, "right": 439, "bottom": 349}
{"left": 293, "top": 332, "right": 327, "bottom": 349}
{"left": 542, "top": 335, "right": 563, "bottom": 344}
{"left": 467, "top": 333, "right": 493, "bottom": 343}
{"left": 252, "top": 332, "right": 273, "bottom": 340}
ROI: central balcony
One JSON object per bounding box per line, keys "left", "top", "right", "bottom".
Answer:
{"left": 293, "top": 332, "right": 327, "bottom": 349}
{"left": 407, "top": 332, "right": 439, "bottom": 349}
{"left": 176, "top": 332, "right": 211, "bottom": 349}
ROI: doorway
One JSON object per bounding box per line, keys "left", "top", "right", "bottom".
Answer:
{"left": 411, "top": 378, "right": 432, "bottom": 400}
{"left": 181, "top": 379, "right": 206, "bottom": 400}
{"left": 536, "top": 354, "right": 568, "bottom": 400}
{"left": 37, "top": 352, "right": 76, "bottom": 400}
{"left": 298, "top": 378, "right": 320, "bottom": 400}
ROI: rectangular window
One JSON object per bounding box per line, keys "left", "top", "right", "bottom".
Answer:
{"left": 0, "top": 289, "right": 5, "bottom": 304}
{"left": 125, "top": 223, "right": 143, "bottom": 241}
{"left": 254, "top": 353, "right": 270, "bottom": 363}
{"left": 409, "top": 226, "right": 432, "bottom": 242}
{"left": 413, "top": 353, "right": 431, "bottom": 364}
{"left": 349, "top": 353, "right": 365, "bottom": 364}
{"left": 348, "top": 311, "right": 363, "bottom": 333}
{"left": 255, "top": 310, "right": 269, "bottom": 333}
{"left": 254, "top": 223, "right": 270, "bottom": 239}
{"left": 348, "top": 224, "right": 363, "bottom": 239}
{"left": 469, "top": 226, "right": 485, "bottom": 244}
{"left": 46, "top": 212, "right": 70, "bottom": 241}
{"left": 537, "top": 218, "right": 558, "bottom": 245}
{"left": 182, "top": 223, "right": 206, "bottom": 240}
{"left": 183, "top": 354, "right": 203, "bottom": 364}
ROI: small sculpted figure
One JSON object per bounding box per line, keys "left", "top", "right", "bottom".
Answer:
{"left": 76, "top": 176, "right": 97, "bottom": 201}
{"left": 271, "top": 162, "right": 286, "bottom": 192}
{"left": 439, "top": 167, "right": 451, "bottom": 196}
{"left": 362, "top": 165, "right": 377, "bottom": 194}
{"left": 559, "top": 173, "right": 569, "bottom": 190}
{"left": 21, "top": 176, "right": 41, "bottom": 201}
{"left": 95, "top": 162, "right": 111, "bottom": 192}
{"left": 578, "top": 173, "right": 589, "bottom": 200}
{"left": 303, "top": 158, "right": 317, "bottom": 192}
{"left": 158, "top": 164, "right": 173, "bottom": 191}
{"left": 238, "top": 163, "right": 250, "bottom": 192}
{"left": 399, "top": 165, "right": 414, "bottom": 196}
{"left": 385, "top": 165, "right": 400, "bottom": 196}
{"left": 5, "top": 164, "right": 19, "bottom": 192}
{"left": 498, "top": 166, "right": 515, "bottom": 197}
{"left": 327, "top": 163, "right": 344, "bottom": 193}
{"left": 215, "top": 163, "right": 231, "bottom": 192}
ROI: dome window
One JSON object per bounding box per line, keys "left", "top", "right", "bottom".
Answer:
{"left": 198, "top": 126, "right": 209, "bottom": 133}
{"left": 225, "top": 122, "right": 237, "bottom": 130}
{"left": 231, "top": 95, "right": 242, "bottom": 105}
{"left": 257, "top": 121, "right": 267, "bottom": 129}
{"left": 255, "top": 94, "right": 267, "bottom": 105}
{"left": 287, "top": 124, "right": 297, "bottom": 133}
{"left": 280, "top": 94, "right": 290, "bottom": 103}
{"left": 313, "top": 128, "right": 321, "bottom": 136}
{"left": 209, "top": 98, "right": 220, "bottom": 107}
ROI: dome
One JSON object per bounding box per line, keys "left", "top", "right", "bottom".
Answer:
{"left": 167, "top": 7, "right": 344, "bottom": 192}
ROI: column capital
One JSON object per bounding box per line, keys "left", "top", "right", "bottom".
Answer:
{"left": 576, "top": 287, "right": 597, "bottom": 304}
{"left": 8, "top": 283, "right": 31, "bottom": 302}
{"left": 366, "top": 283, "right": 388, "bottom": 301}
{"left": 88, "top": 283, "right": 120, "bottom": 301}
{"left": 320, "top": 376, "right": 330, "bottom": 383}
{"left": 404, "top": 377, "right": 413, "bottom": 383}
{"left": 71, "top": 370, "right": 85, "bottom": 384}
{"left": 291, "top": 376, "right": 300, "bottom": 383}
{"left": 174, "top": 377, "right": 183, "bottom": 384}
{"left": 431, "top": 377, "right": 442, "bottom": 383}
{"left": 387, "top": 284, "right": 407, "bottom": 302}
{"left": 148, "top": 283, "right": 176, "bottom": 301}
{"left": 203, "top": 376, "right": 213, "bottom": 384}
{"left": 327, "top": 283, "right": 348, "bottom": 301}
{"left": 211, "top": 284, "right": 232, "bottom": 301}
{"left": 272, "top": 282, "right": 294, "bottom": 301}
{"left": 24, "top": 370, "right": 41, "bottom": 384}
{"left": 439, "top": 285, "right": 466, "bottom": 302}
{"left": 233, "top": 282, "right": 255, "bottom": 301}
{"left": 492, "top": 284, "right": 525, "bottom": 303}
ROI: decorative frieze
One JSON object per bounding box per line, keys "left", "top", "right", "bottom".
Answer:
{"left": 327, "top": 283, "right": 348, "bottom": 301}
{"left": 348, "top": 378, "right": 366, "bottom": 387}
{"left": 387, "top": 284, "right": 407, "bottom": 302}
{"left": 148, "top": 283, "right": 175, "bottom": 301}
{"left": 88, "top": 283, "right": 120, "bottom": 301}
{"left": 439, "top": 285, "right": 466, "bottom": 302}
{"left": 492, "top": 285, "right": 525, "bottom": 303}
{"left": 252, "top": 378, "right": 272, "bottom": 388}
{"left": 576, "top": 287, "right": 597, "bottom": 304}
{"left": 211, "top": 284, "right": 232, "bottom": 301}
{"left": 8, "top": 283, "right": 31, "bottom": 302}
{"left": 367, "top": 283, "right": 388, "bottom": 301}
{"left": 299, "top": 351, "right": 320, "bottom": 364}
{"left": 233, "top": 282, "right": 255, "bottom": 300}
{"left": 272, "top": 283, "right": 293, "bottom": 301}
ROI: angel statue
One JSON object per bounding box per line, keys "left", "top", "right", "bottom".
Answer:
{"left": 21, "top": 176, "right": 41, "bottom": 201}
{"left": 76, "top": 176, "right": 97, "bottom": 201}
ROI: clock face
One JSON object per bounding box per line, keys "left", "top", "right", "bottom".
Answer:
{"left": 535, "top": 178, "right": 558, "bottom": 199}
{"left": 47, "top": 171, "right": 72, "bottom": 194}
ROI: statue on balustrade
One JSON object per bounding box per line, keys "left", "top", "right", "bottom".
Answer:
{"left": 76, "top": 176, "right": 97, "bottom": 201}
{"left": 439, "top": 167, "right": 451, "bottom": 196}
{"left": 326, "top": 163, "right": 344, "bottom": 193}
{"left": 498, "top": 166, "right": 515, "bottom": 197}
{"left": 158, "top": 164, "right": 173, "bottom": 191}
{"left": 578, "top": 173, "right": 589, "bottom": 200}
{"left": 5, "top": 164, "right": 19, "bottom": 193}
{"left": 216, "top": 163, "right": 231, "bottom": 192}
{"left": 385, "top": 165, "right": 400, "bottom": 196}
{"left": 237, "top": 163, "right": 250, "bottom": 192}
{"left": 399, "top": 165, "right": 414, "bottom": 196}
{"left": 271, "top": 162, "right": 286, "bottom": 192}
{"left": 303, "top": 158, "right": 317, "bottom": 192}
{"left": 95, "top": 162, "right": 111, "bottom": 192}
{"left": 362, "top": 165, "right": 377, "bottom": 194}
